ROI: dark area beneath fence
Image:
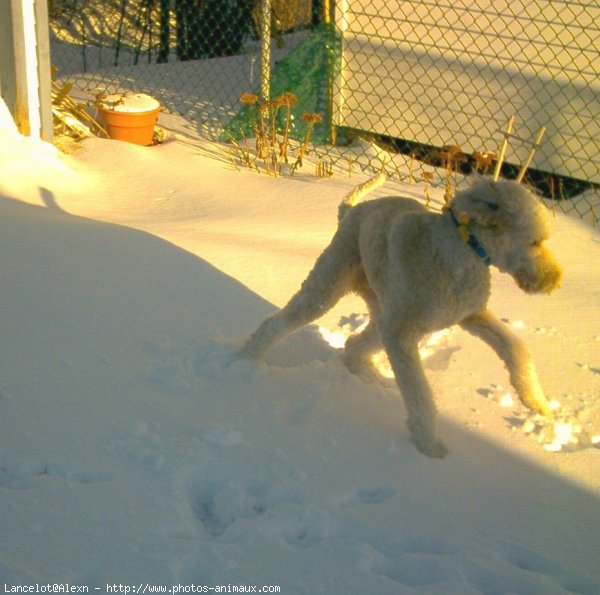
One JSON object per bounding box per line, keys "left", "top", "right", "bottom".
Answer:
{"left": 339, "top": 127, "right": 596, "bottom": 200}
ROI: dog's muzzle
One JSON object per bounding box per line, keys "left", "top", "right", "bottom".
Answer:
{"left": 514, "top": 247, "right": 562, "bottom": 294}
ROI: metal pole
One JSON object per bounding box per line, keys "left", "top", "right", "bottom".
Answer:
{"left": 260, "top": 0, "right": 271, "bottom": 101}
{"left": 324, "top": 0, "right": 336, "bottom": 145}
{"left": 323, "top": 0, "right": 331, "bottom": 24}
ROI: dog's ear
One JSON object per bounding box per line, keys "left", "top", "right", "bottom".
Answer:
{"left": 473, "top": 198, "right": 503, "bottom": 231}
{"left": 478, "top": 199, "right": 499, "bottom": 212}
{"left": 450, "top": 177, "right": 510, "bottom": 231}
{"left": 457, "top": 195, "right": 505, "bottom": 232}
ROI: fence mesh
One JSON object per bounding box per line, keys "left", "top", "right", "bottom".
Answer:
{"left": 50, "top": 0, "right": 316, "bottom": 138}
{"left": 49, "top": 0, "right": 599, "bottom": 221}
{"left": 334, "top": 1, "right": 599, "bottom": 202}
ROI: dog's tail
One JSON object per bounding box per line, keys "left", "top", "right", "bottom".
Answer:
{"left": 338, "top": 172, "right": 387, "bottom": 222}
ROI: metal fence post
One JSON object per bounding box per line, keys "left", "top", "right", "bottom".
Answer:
{"left": 323, "top": 0, "right": 337, "bottom": 145}
{"left": 259, "top": 0, "right": 271, "bottom": 101}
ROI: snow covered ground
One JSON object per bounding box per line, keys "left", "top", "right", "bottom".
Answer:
{"left": 1, "top": 102, "right": 599, "bottom": 593}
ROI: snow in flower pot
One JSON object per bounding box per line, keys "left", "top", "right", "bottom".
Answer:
{"left": 98, "top": 93, "right": 160, "bottom": 146}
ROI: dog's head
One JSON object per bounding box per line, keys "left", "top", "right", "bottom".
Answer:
{"left": 449, "top": 177, "right": 562, "bottom": 294}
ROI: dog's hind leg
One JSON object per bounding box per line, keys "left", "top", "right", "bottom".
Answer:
{"left": 238, "top": 240, "right": 359, "bottom": 360}
{"left": 378, "top": 323, "right": 448, "bottom": 458}
{"left": 460, "top": 310, "right": 553, "bottom": 416}
{"left": 342, "top": 287, "right": 391, "bottom": 386}
{"left": 343, "top": 322, "right": 387, "bottom": 384}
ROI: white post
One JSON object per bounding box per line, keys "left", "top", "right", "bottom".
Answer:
{"left": 332, "top": 0, "right": 350, "bottom": 146}
{"left": 6, "top": 0, "right": 52, "bottom": 139}
{"left": 19, "top": 0, "right": 41, "bottom": 135}
{"left": 7, "top": 0, "right": 30, "bottom": 133}
{"left": 260, "top": 0, "right": 271, "bottom": 101}
{"left": 0, "top": 2, "right": 16, "bottom": 118}
{"left": 35, "top": 0, "right": 53, "bottom": 141}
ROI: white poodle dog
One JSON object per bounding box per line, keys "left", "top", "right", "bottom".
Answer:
{"left": 238, "top": 176, "right": 562, "bottom": 458}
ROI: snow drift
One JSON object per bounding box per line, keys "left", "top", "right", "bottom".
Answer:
{"left": 0, "top": 106, "right": 599, "bottom": 593}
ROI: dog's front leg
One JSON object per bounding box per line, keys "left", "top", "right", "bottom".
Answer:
{"left": 379, "top": 326, "right": 448, "bottom": 458}
{"left": 460, "top": 310, "right": 553, "bottom": 416}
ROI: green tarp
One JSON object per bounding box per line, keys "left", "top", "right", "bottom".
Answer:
{"left": 222, "top": 24, "right": 341, "bottom": 145}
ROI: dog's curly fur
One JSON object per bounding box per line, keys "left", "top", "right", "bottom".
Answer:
{"left": 238, "top": 177, "right": 562, "bottom": 457}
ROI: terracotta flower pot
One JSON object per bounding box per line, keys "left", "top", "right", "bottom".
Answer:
{"left": 98, "top": 93, "right": 160, "bottom": 146}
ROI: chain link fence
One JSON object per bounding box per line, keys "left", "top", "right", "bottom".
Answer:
{"left": 50, "top": 0, "right": 318, "bottom": 138}
{"left": 334, "top": 0, "right": 599, "bottom": 211}
{"left": 49, "top": 0, "right": 598, "bottom": 221}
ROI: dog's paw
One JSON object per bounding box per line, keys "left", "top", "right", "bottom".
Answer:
{"left": 407, "top": 417, "right": 448, "bottom": 459}
{"left": 342, "top": 354, "right": 395, "bottom": 388}
{"left": 195, "top": 340, "right": 257, "bottom": 380}
{"left": 351, "top": 365, "right": 395, "bottom": 389}
{"left": 521, "top": 395, "right": 557, "bottom": 418}
{"left": 412, "top": 436, "right": 448, "bottom": 459}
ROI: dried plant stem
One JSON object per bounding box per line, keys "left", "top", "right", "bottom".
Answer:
{"left": 270, "top": 103, "right": 280, "bottom": 149}
{"left": 290, "top": 113, "right": 323, "bottom": 174}
{"left": 408, "top": 153, "right": 415, "bottom": 183}
{"left": 516, "top": 126, "right": 546, "bottom": 183}
{"left": 493, "top": 115, "right": 515, "bottom": 181}
{"left": 473, "top": 151, "right": 496, "bottom": 175}
{"left": 316, "top": 160, "right": 333, "bottom": 178}
{"left": 421, "top": 171, "right": 434, "bottom": 208}
{"left": 52, "top": 81, "right": 108, "bottom": 140}
{"left": 236, "top": 93, "right": 325, "bottom": 178}
{"left": 279, "top": 104, "right": 292, "bottom": 162}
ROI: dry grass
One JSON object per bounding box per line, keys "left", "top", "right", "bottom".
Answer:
{"left": 233, "top": 91, "right": 324, "bottom": 177}
{"left": 51, "top": 72, "right": 108, "bottom": 149}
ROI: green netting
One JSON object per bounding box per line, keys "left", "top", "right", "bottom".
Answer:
{"left": 222, "top": 23, "right": 341, "bottom": 145}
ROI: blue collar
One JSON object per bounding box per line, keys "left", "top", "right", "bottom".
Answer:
{"left": 447, "top": 208, "right": 492, "bottom": 267}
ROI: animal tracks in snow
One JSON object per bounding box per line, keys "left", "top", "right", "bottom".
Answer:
{"left": 475, "top": 542, "right": 600, "bottom": 595}
{"left": 153, "top": 423, "right": 400, "bottom": 549}
{"left": 507, "top": 408, "right": 600, "bottom": 453}
{"left": 138, "top": 332, "right": 599, "bottom": 591}
{"left": 335, "top": 486, "right": 397, "bottom": 508}
{"left": 183, "top": 446, "right": 396, "bottom": 545}
{"left": 176, "top": 437, "right": 548, "bottom": 595}
{"left": 373, "top": 551, "right": 459, "bottom": 589}
{"left": 0, "top": 457, "right": 111, "bottom": 489}
{"left": 116, "top": 420, "right": 600, "bottom": 594}
{"left": 500, "top": 317, "right": 560, "bottom": 337}
{"left": 369, "top": 537, "right": 600, "bottom": 594}
{"left": 144, "top": 336, "right": 258, "bottom": 394}
{"left": 476, "top": 384, "right": 600, "bottom": 452}
{"left": 578, "top": 362, "right": 600, "bottom": 376}
{"left": 190, "top": 480, "right": 271, "bottom": 537}
{"left": 184, "top": 445, "right": 303, "bottom": 539}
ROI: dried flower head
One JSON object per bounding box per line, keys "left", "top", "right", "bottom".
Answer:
{"left": 301, "top": 112, "right": 323, "bottom": 125}
{"left": 240, "top": 92, "right": 259, "bottom": 106}
{"left": 441, "top": 144, "right": 463, "bottom": 165}
{"left": 259, "top": 100, "right": 276, "bottom": 112}
{"left": 278, "top": 92, "right": 298, "bottom": 108}
{"left": 473, "top": 150, "right": 496, "bottom": 170}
